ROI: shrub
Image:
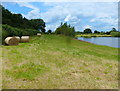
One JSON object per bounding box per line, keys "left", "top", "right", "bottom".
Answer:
{"left": 55, "top": 22, "right": 75, "bottom": 37}
{"left": 1, "top": 24, "right": 39, "bottom": 44}
{"left": 83, "top": 28, "right": 92, "bottom": 34}
{"left": 2, "top": 29, "right": 9, "bottom": 44}
{"left": 110, "top": 32, "right": 120, "bottom": 37}
{"left": 2, "top": 24, "right": 39, "bottom": 36}
{"left": 48, "top": 30, "right": 52, "bottom": 34}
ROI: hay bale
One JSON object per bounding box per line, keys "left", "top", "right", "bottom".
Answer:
{"left": 15, "top": 36, "right": 20, "bottom": 42}
{"left": 5, "top": 37, "right": 19, "bottom": 45}
{"left": 20, "top": 36, "right": 29, "bottom": 43}
{"left": 37, "top": 33, "right": 41, "bottom": 37}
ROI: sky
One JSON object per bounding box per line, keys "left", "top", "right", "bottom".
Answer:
{"left": 1, "top": 2, "right": 118, "bottom": 32}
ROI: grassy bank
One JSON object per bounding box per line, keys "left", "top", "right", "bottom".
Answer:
{"left": 76, "top": 34, "right": 112, "bottom": 37}
{"left": 1, "top": 35, "right": 118, "bottom": 89}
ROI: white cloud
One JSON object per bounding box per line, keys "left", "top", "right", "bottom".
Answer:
{"left": 4, "top": 2, "right": 117, "bottom": 31}
{"left": 23, "top": 9, "right": 40, "bottom": 19}
{"left": 40, "top": 2, "right": 117, "bottom": 31}
{"left": 64, "top": 14, "right": 71, "bottom": 22}
{"left": 64, "top": 15, "right": 81, "bottom": 23}
{"left": 45, "top": 21, "right": 62, "bottom": 31}
{"left": 15, "top": 2, "right": 41, "bottom": 19}
{"left": 18, "top": 2, "right": 38, "bottom": 10}
{"left": 84, "top": 25, "right": 92, "bottom": 29}
{"left": 1, "top": 0, "right": 119, "bottom": 2}
{"left": 90, "top": 19, "right": 96, "bottom": 22}
{"left": 90, "top": 16, "right": 118, "bottom": 26}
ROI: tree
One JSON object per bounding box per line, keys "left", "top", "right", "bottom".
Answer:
{"left": 48, "top": 30, "right": 52, "bottom": 34}
{"left": 83, "top": 28, "right": 92, "bottom": 34}
{"left": 105, "top": 31, "right": 110, "bottom": 35}
{"left": 30, "top": 19, "right": 46, "bottom": 33}
{"left": 110, "top": 31, "right": 120, "bottom": 37}
{"left": 2, "top": 5, "right": 46, "bottom": 31}
{"left": 100, "top": 31, "right": 105, "bottom": 35}
{"left": 94, "top": 30, "right": 100, "bottom": 34}
{"left": 55, "top": 22, "right": 75, "bottom": 37}
{"left": 111, "top": 28, "right": 117, "bottom": 32}
{"left": 110, "top": 28, "right": 117, "bottom": 33}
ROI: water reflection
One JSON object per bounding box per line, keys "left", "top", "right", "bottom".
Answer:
{"left": 77, "top": 37, "right": 119, "bottom": 48}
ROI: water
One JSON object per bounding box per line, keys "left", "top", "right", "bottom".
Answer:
{"left": 77, "top": 37, "right": 120, "bottom": 48}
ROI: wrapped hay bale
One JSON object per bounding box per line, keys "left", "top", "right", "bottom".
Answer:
{"left": 20, "top": 36, "right": 29, "bottom": 43}
{"left": 37, "top": 33, "right": 41, "bottom": 37}
{"left": 5, "top": 37, "right": 19, "bottom": 45}
{"left": 15, "top": 36, "right": 20, "bottom": 42}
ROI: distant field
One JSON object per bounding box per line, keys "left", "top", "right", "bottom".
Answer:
{"left": 1, "top": 35, "right": 118, "bottom": 89}
{"left": 76, "top": 34, "right": 112, "bottom": 37}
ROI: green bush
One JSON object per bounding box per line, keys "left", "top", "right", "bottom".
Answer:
{"left": 2, "top": 24, "right": 39, "bottom": 36}
{"left": 24, "top": 29, "right": 38, "bottom": 36}
{"left": 2, "top": 29, "right": 9, "bottom": 44}
{"left": 110, "top": 32, "right": 120, "bottom": 37}
{"left": 55, "top": 23, "right": 75, "bottom": 37}
{"left": 83, "top": 28, "right": 92, "bottom": 34}
{"left": 1, "top": 24, "right": 39, "bottom": 44}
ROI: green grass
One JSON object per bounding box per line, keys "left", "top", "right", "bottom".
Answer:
{"left": 0, "top": 47, "right": 2, "bottom": 90}
{"left": 76, "top": 34, "right": 112, "bottom": 37}
{"left": 5, "top": 62, "right": 49, "bottom": 80}
{"left": 1, "top": 34, "right": 118, "bottom": 89}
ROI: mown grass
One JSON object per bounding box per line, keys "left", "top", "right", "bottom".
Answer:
{"left": 76, "top": 34, "right": 112, "bottom": 37}
{"left": 0, "top": 47, "right": 2, "bottom": 90}
{"left": 1, "top": 34, "right": 118, "bottom": 89}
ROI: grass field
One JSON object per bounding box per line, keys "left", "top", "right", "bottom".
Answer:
{"left": 0, "top": 47, "right": 2, "bottom": 90}
{"left": 1, "top": 34, "right": 118, "bottom": 89}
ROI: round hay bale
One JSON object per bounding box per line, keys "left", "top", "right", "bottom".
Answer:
{"left": 5, "top": 37, "right": 19, "bottom": 45}
{"left": 20, "top": 36, "right": 29, "bottom": 43}
{"left": 37, "top": 33, "right": 41, "bottom": 37}
{"left": 14, "top": 36, "right": 20, "bottom": 42}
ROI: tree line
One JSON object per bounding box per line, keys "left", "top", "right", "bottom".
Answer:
{"left": 54, "top": 23, "right": 120, "bottom": 37}
{"left": 1, "top": 5, "right": 47, "bottom": 44}
{"left": 76, "top": 28, "right": 118, "bottom": 34}
{"left": 75, "top": 28, "right": 120, "bottom": 37}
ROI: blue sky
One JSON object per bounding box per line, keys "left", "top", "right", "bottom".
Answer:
{"left": 2, "top": 2, "right": 118, "bottom": 32}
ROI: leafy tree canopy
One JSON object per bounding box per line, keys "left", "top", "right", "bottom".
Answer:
{"left": 83, "top": 28, "right": 92, "bottom": 34}
{"left": 55, "top": 22, "right": 75, "bottom": 37}
{"left": 94, "top": 30, "right": 100, "bottom": 34}
{"left": 1, "top": 5, "right": 46, "bottom": 33}
{"left": 48, "top": 30, "right": 52, "bottom": 34}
